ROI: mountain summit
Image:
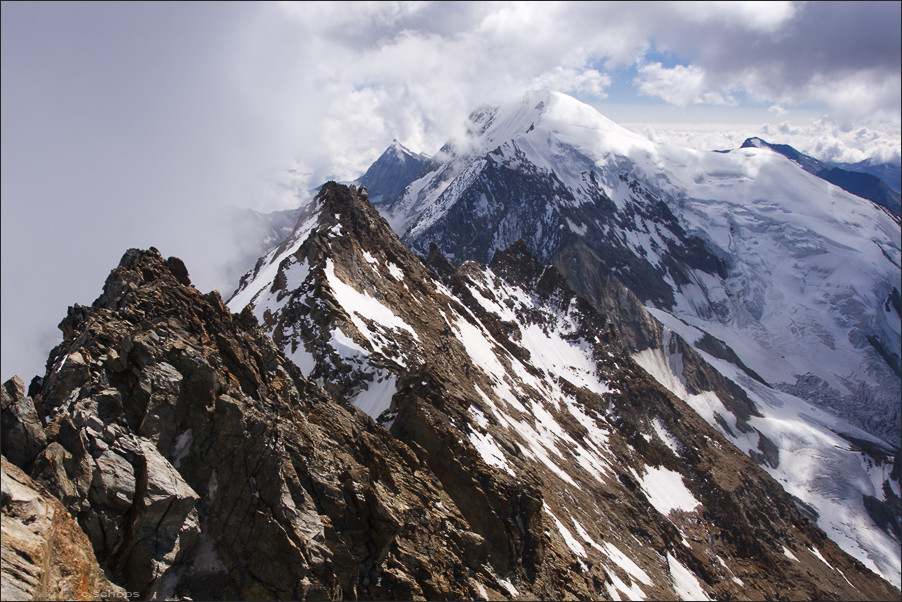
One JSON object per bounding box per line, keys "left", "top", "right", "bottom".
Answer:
{"left": 363, "top": 91, "right": 901, "bottom": 583}
{"left": 380, "top": 90, "right": 901, "bottom": 443}
{"left": 357, "top": 140, "right": 431, "bottom": 205}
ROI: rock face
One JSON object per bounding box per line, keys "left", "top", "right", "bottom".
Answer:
{"left": 2, "top": 376, "right": 47, "bottom": 469}
{"left": 2, "top": 456, "right": 124, "bottom": 601}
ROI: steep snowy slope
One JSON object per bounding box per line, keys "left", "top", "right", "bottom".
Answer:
{"left": 222, "top": 205, "right": 305, "bottom": 288}
{"left": 370, "top": 90, "right": 901, "bottom": 584}
{"left": 383, "top": 90, "right": 900, "bottom": 447}
{"left": 228, "top": 182, "right": 900, "bottom": 595}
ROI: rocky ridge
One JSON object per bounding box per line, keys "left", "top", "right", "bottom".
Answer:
{"left": 3, "top": 246, "right": 557, "bottom": 600}
{"left": 224, "top": 181, "right": 900, "bottom": 600}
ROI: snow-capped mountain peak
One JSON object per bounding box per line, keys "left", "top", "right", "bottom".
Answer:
{"left": 6, "top": 87, "right": 901, "bottom": 599}
{"left": 365, "top": 91, "right": 901, "bottom": 584}
{"left": 386, "top": 138, "right": 426, "bottom": 161}
{"left": 357, "top": 139, "right": 432, "bottom": 205}
{"left": 382, "top": 91, "right": 900, "bottom": 443}
{"left": 459, "top": 89, "right": 656, "bottom": 175}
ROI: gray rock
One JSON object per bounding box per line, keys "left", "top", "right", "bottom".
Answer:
{"left": 137, "top": 439, "right": 199, "bottom": 537}
{"left": 90, "top": 448, "right": 136, "bottom": 511}
{"left": 1, "top": 376, "right": 47, "bottom": 468}
{"left": 43, "top": 350, "right": 91, "bottom": 409}
{"left": 1, "top": 456, "right": 126, "bottom": 601}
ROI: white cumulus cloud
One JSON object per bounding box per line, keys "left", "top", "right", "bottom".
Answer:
{"left": 635, "top": 63, "right": 735, "bottom": 106}
{"left": 631, "top": 118, "right": 901, "bottom": 164}
{"left": 531, "top": 67, "right": 612, "bottom": 99}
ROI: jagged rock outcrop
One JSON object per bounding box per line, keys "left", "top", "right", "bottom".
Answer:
{"left": 0, "top": 185, "right": 898, "bottom": 600}
{"left": 7, "top": 246, "right": 570, "bottom": 600}
{"left": 2, "top": 456, "right": 125, "bottom": 601}
{"left": 2, "top": 376, "right": 47, "bottom": 469}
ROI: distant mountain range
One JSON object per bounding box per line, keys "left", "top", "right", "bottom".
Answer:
{"left": 831, "top": 158, "right": 901, "bottom": 194}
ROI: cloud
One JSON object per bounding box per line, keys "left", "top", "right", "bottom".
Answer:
{"left": 635, "top": 63, "right": 735, "bottom": 106}
{"left": 531, "top": 67, "right": 612, "bottom": 98}
{"left": 632, "top": 117, "right": 901, "bottom": 164}
{"left": 247, "top": 1, "right": 900, "bottom": 188}
{"left": 763, "top": 118, "right": 902, "bottom": 164}
{"left": 645, "top": 1, "right": 901, "bottom": 121}
{"left": 790, "top": 72, "right": 902, "bottom": 124}
{"left": 671, "top": 1, "right": 798, "bottom": 32}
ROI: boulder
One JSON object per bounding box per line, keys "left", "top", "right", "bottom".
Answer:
{"left": 1, "top": 376, "right": 47, "bottom": 468}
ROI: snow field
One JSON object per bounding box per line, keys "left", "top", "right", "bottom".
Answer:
{"left": 632, "top": 328, "right": 901, "bottom": 584}
{"left": 630, "top": 465, "right": 700, "bottom": 517}
{"left": 448, "top": 271, "right": 622, "bottom": 488}
{"left": 228, "top": 210, "right": 320, "bottom": 311}
{"left": 325, "top": 259, "right": 419, "bottom": 346}
{"left": 666, "top": 553, "right": 710, "bottom": 601}
{"left": 349, "top": 370, "right": 397, "bottom": 420}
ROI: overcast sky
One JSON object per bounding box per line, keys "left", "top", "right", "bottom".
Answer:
{"left": 2, "top": 1, "right": 901, "bottom": 382}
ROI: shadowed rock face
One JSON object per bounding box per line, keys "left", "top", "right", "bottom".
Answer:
{"left": 2, "top": 376, "right": 47, "bottom": 469}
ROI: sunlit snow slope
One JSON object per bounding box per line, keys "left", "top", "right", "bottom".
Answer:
{"left": 379, "top": 90, "right": 901, "bottom": 584}
{"left": 387, "top": 91, "right": 900, "bottom": 443}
